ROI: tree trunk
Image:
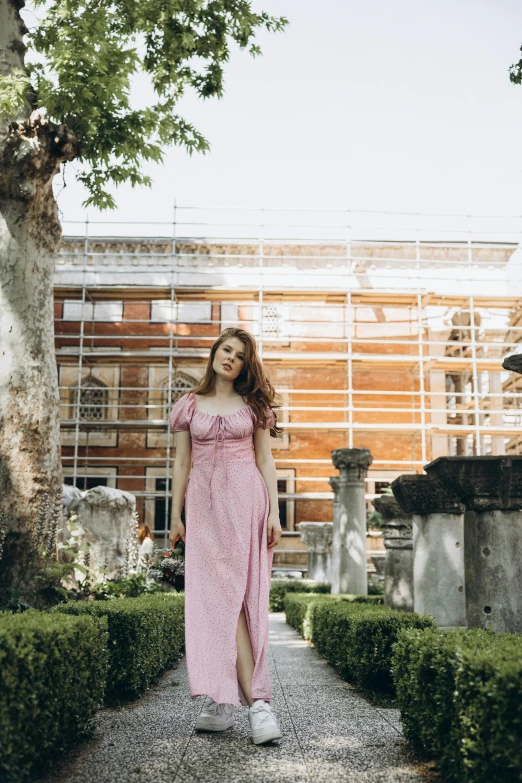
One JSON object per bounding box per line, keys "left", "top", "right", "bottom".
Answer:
{"left": 0, "top": 0, "right": 78, "bottom": 588}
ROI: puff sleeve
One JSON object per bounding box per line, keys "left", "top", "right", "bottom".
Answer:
{"left": 253, "top": 405, "right": 276, "bottom": 430}
{"left": 169, "top": 392, "right": 195, "bottom": 432}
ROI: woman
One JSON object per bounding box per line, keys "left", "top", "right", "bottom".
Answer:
{"left": 137, "top": 523, "right": 154, "bottom": 574}
{"left": 168, "top": 327, "right": 283, "bottom": 745}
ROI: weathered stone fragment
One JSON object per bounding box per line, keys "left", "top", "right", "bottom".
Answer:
{"left": 299, "top": 522, "right": 333, "bottom": 582}
{"left": 372, "top": 495, "right": 413, "bottom": 612}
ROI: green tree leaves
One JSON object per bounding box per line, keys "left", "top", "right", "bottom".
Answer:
{"left": 509, "top": 46, "right": 522, "bottom": 85}
{"left": 0, "top": 69, "right": 32, "bottom": 117}
{"left": 5, "top": 0, "right": 287, "bottom": 208}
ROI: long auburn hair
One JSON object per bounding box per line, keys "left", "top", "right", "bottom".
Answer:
{"left": 138, "top": 524, "right": 153, "bottom": 544}
{"left": 189, "top": 328, "right": 283, "bottom": 437}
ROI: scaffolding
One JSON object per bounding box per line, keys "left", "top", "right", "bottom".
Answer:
{"left": 54, "top": 207, "right": 522, "bottom": 549}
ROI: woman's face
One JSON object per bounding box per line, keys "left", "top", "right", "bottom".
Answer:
{"left": 213, "top": 337, "right": 246, "bottom": 382}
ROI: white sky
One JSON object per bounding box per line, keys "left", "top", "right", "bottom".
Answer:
{"left": 56, "top": 0, "right": 522, "bottom": 235}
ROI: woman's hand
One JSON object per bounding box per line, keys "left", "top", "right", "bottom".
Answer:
{"left": 267, "top": 514, "right": 282, "bottom": 550}
{"left": 169, "top": 519, "right": 186, "bottom": 546}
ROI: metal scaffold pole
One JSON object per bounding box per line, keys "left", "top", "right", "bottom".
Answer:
{"left": 163, "top": 199, "right": 178, "bottom": 547}
{"left": 72, "top": 214, "right": 89, "bottom": 488}
{"left": 346, "top": 209, "right": 353, "bottom": 448}
{"left": 53, "top": 206, "right": 522, "bottom": 525}
{"left": 258, "top": 207, "right": 264, "bottom": 360}
{"left": 416, "top": 227, "right": 428, "bottom": 466}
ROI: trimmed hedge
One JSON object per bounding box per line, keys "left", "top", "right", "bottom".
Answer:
{"left": 0, "top": 610, "right": 108, "bottom": 783}
{"left": 56, "top": 593, "right": 184, "bottom": 702}
{"left": 393, "top": 627, "right": 522, "bottom": 783}
{"left": 285, "top": 593, "right": 431, "bottom": 692}
{"left": 269, "top": 579, "right": 331, "bottom": 612}
{"left": 284, "top": 592, "right": 383, "bottom": 639}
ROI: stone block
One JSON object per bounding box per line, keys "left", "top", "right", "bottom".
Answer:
{"left": 391, "top": 474, "right": 466, "bottom": 627}
{"left": 299, "top": 522, "right": 333, "bottom": 582}
{"left": 425, "top": 456, "right": 522, "bottom": 632}
{"left": 69, "top": 485, "right": 136, "bottom": 578}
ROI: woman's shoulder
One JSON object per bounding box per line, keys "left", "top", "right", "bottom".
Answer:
{"left": 169, "top": 391, "right": 196, "bottom": 431}
{"left": 251, "top": 402, "right": 275, "bottom": 429}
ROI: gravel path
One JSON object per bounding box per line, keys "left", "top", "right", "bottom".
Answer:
{"left": 43, "top": 614, "right": 437, "bottom": 783}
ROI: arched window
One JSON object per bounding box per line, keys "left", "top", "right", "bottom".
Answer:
{"left": 162, "top": 371, "right": 197, "bottom": 418}
{"left": 72, "top": 376, "right": 109, "bottom": 421}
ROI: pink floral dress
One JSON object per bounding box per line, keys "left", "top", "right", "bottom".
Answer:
{"left": 169, "top": 391, "right": 275, "bottom": 706}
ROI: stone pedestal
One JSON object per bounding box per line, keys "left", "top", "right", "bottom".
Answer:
{"left": 299, "top": 522, "right": 333, "bottom": 582}
{"left": 69, "top": 486, "right": 136, "bottom": 579}
{"left": 372, "top": 495, "right": 413, "bottom": 612}
{"left": 426, "top": 456, "right": 522, "bottom": 633}
{"left": 392, "top": 474, "right": 466, "bottom": 627}
{"left": 331, "top": 448, "right": 373, "bottom": 595}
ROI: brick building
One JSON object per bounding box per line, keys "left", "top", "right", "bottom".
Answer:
{"left": 53, "top": 210, "right": 522, "bottom": 569}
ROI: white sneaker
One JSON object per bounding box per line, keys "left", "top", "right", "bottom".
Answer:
{"left": 195, "top": 698, "right": 235, "bottom": 731}
{"left": 248, "top": 699, "right": 282, "bottom": 745}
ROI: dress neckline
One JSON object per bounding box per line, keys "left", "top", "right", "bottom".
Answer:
{"left": 191, "top": 392, "right": 251, "bottom": 419}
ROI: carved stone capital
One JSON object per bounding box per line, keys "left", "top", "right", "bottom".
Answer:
{"left": 331, "top": 448, "right": 373, "bottom": 480}
{"left": 372, "top": 494, "right": 404, "bottom": 520}
{"left": 502, "top": 353, "right": 522, "bottom": 374}
{"left": 299, "top": 522, "right": 333, "bottom": 554}
{"left": 392, "top": 474, "right": 464, "bottom": 515}
{"left": 425, "top": 456, "right": 522, "bottom": 512}
{"left": 373, "top": 495, "right": 413, "bottom": 549}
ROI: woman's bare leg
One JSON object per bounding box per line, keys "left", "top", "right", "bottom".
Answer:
{"left": 236, "top": 607, "right": 255, "bottom": 706}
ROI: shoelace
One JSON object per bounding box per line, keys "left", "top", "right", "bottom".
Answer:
{"left": 251, "top": 702, "right": 273, "bottom": 725}
{"left": 203, "top": 700, "right": 232, "bottom": 717}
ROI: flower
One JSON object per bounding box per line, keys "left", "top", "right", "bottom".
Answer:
{"left": 148, "top": 542, "right": 185, "bottom": 586}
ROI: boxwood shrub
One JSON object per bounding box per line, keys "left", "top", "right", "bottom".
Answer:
{"left": 393, "top": 626, "right": 522, "bottom": 783}
{"left": 0, "top": 610, "right": 108, "bottom": 783}
{"left": 269, "top": 579, "right": 331, "bottom": 612}
{"left": 56, "top": 593, "right": 184, "bottom": 702}
{"left": 285, "top": 593, "right": 431, "bottom": 692}
{"left": 284, "top": 592, "right": 383, "bottom": 639}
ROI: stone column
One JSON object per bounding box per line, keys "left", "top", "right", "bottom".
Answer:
{"left": 328, "top": 476, "right": 341, "bottom": 591}
{"left": 426, "top": 455, "right": 522, "bottom": 633}
{"left": 69, "top": 486, "right": 136, "bottom": 579}
{"left": 299, "top": 522, "right": 333, "bottom": 582}
{"left": 392, "top": 474, "right": 466, "bottom": 627}
{"left": 331, "top": 448, "right": 373, "bottom": 595}
{"left": 372, "top": 495, "right": 413, "bottom": 612}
